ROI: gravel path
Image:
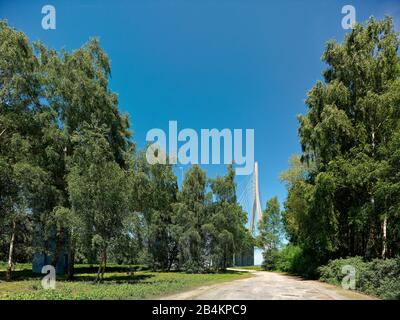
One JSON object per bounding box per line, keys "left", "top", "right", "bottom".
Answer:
{"left": 163, "top": 269, "right": 376, "bottom": 300}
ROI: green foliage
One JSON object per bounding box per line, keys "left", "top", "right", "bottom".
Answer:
{"left": 274, "top": 245, "right": 303, "bottom": 273}
{"left": 282, "top": 17, "right": 400, "bottom": 273}
{"left": 0, "top": 263, "right": 249, "bottom": 300}
{"left": 319, "top": 257, "right": 400, "bottom": 299}
{"left": 0, "top": 20, "right": 50, "bottom": 277}
{"left": 261, "top": 248, "right": 279, "bottom": 271}
{"left": 261, "top": 244, "right": 320, "bottom": 278}
{"left": 67, "top": 125, "right": 131, "bottom": 280}
{"left": 109, "top": 213, "right": 146, "bottom": 266}
{"left": 257, "top": 196, "right": 284, "bottom": 250}
{"left": 0, "top": 19, "right": 249, "bottom": 282}
{"left": 1, "top": 20, "right": 134, "bottom": 279}
{"left": 258, "top": 196, "right": 288, "bottom": 272}
{"left": 146, "top": 162, "right": 178, "bottom": 271}
{"left": 172, "top": 165, "right": 251, "bottom": 273}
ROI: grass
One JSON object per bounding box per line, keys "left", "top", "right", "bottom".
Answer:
{"left": 0, "top": 263, "right": 250, "bottom": 300}
{"left": 233, "top": 265, "right": 263, "bottom": 271}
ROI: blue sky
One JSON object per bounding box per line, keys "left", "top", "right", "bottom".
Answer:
{"left": 1, "top": 0, "right": 399, "bottom": 216}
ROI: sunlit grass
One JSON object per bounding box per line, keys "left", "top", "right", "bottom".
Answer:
{"left": 0, "top": 263, "right": 250, "bottom": 300}
{"left": 233, "top": 265, "right": 263, "bottom": 271}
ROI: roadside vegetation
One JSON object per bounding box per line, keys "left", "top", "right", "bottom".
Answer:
{"left": 233, "top": 265, "right": 263, "bottom": 271}
{"left": 319, "top": 257, "right": 400, "bottom": 300}
{"left": 257, "top": 17, "right": 400, "bottom": 300}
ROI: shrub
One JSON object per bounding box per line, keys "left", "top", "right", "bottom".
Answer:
{"left": 261, "top": 245, "right": 320, "bottom": 278}
{"left": 275, "top": 245, "right": 302, "bottom": 272}
{"left": 318, "top": 257, "right": 400, "bottom": 299}
{"left": 261, "top": 249, "right": 279, "bottom": 270}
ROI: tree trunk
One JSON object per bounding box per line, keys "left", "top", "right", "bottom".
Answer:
{"left": 371, "top": 130, "right": 375, "bottom": 153}
{"left": 382, "top": 213, "right": 387, "bottom": 259}
{"left": 51, "top": 227, "right": 65, "bottom": 267}
{"left": 6, "top": 220, "right": 16, "bottom": 281}
{"left": 167, "top": 244, "right": 177, "bottom": 271}
{"left": 95, "top": 248, "right": 107, "bottom": 282}
{"left": 95, "top": 257, "right": 102, "bottom": 283}
{"left": 101, "top": 249, "right": 107, "bottom": 281}
{"left": 67, "top": 237, "right": 75, "bottom": 280}
{"left": 369, "top": 195, "right": 375, "bottom": 257}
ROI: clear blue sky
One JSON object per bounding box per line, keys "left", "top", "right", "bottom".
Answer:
{"left": 1, "top": 0, "right": 399, "bottom": 215}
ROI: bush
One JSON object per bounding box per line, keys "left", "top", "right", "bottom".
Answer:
{"left": 261, "top": 245, "right": 320, "bottom": 278}
{"left": 261, "top": 249, "right": 279, "bottom": 270}
{"left": 275, "top": 245, "right": 302, "bottom": 272}
{"left": 318, "top": 257, "right": 400, "bottom": 299}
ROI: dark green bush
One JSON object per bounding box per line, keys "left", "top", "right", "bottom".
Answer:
{"left": 261, "top": 245, "right": 320, "bottom": 278}
{"left": 262, "top": 246, "right": 400, "bottom": 299}
{"left": 261, "top": 248, "right": 279, "bottom": 270}
{"left": 318, "top": 257, "right": 400, "bottom": 299}
{"left": 274, "top": 245, "right": 302, "bottom": 272}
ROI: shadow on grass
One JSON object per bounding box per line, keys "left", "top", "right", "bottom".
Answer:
{"left": 73, "top": 273, "right": 154, "bottom": 284}
{"left": 0, "top": 266, "right": 154, "bottom": 284}
{"left": 72, "top": 265, "right": 149, "bottom": 274}
{"left": 0, "top": 269, "right": 42, "bottom": 282}
{"left": 0, "top": 265, "right": 244, "bottom": 283}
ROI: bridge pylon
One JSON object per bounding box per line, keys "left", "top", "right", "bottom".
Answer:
{"left": 249, "top": 161, "right": 263, "bottom": 235}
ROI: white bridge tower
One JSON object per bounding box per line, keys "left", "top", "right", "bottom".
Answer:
{"left": 235, "top": 161, "right": 263, "bottom": 265}
{"left": 237, "top": 161, "right": 263, "bottom": 235}
{"left": 249, "top": 161, "right": 263, "bottom": 234}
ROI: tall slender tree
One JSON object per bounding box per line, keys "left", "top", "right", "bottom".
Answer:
{"left": 283, "top": 17, "right": 400, "bottom": 264}
{"left": 67, "top": 124, "right": 130, "bottom": 282}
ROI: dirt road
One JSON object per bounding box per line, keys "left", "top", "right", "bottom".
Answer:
{"left": 163, "top": 269, "right": 375, "bottom": 300}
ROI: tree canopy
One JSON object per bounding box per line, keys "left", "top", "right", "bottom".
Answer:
{"left": 282, "top": 17, "right": 400, "bottom": 266}
{"left": 0, "top": 20, "right": 253, "bottom": 279}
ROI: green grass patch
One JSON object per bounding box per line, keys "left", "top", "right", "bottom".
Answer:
{"left": 0, "top": 263, "right": 250, "bottom": 300}
{"left": 233, "top": 265, "right": 263, "bottom": 271}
